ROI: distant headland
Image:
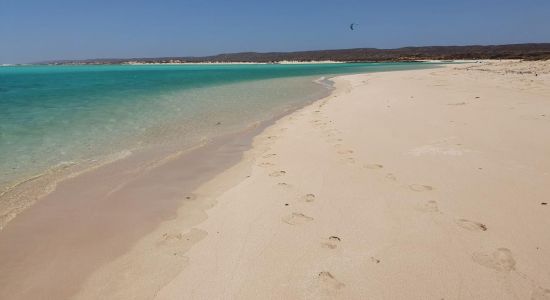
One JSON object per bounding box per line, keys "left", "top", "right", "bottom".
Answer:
{"left": 35, "top": 43, "right": 550, "bottom": 65}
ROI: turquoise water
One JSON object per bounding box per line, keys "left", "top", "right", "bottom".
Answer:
{"left": 0, "top": 62, "right": 432, "bottom": 191}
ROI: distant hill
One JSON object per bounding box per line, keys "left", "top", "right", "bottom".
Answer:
{"left": 41, "top": 43, "right": 550, "bottom": 65}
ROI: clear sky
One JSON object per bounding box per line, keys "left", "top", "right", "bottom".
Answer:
{"left": 1, "top": 0, "right": 549, "bottom": 64}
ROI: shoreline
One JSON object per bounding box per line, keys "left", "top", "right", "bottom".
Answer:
{"left": 80, "top": 60, "right": 549, "bottom": 299}
{"left": 1, "top": 60, "right": 549, "bottom": 299}
{"left": 72, "top": 77, "right": 355, "bottom": 299}
{"left": 2, "top": 61, "right": 347, "bottom": 67}
{"left": 0, "top": 149, "right": 134, "bottom": 230}
{"left": 0, "top": 72, "right": 339, "bottom": 231}
{"left": 1, "top": 61, "right": 432, "bottom": 232}
{"left": 0, "top": 76, "right": 337, "bottom": 300}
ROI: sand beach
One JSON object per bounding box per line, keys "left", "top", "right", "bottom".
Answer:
{"left": 1, "top": 60, "right": 550, "bottom": 299}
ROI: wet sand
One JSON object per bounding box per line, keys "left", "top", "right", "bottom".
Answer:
{"left": 0, "top": 121, "right": 272, "bottom": 299}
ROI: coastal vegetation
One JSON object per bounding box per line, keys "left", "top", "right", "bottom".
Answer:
{"left": 40, "top": 43, "right": 550, "bottom": 65}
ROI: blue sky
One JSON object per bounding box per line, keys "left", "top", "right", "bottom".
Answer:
{"left": 1, "top": 0, "right": 549, "bottom": 64}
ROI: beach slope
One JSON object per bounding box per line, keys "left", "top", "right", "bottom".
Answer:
{"left": 76, "top": 61, "right": 550, "bottom": 299}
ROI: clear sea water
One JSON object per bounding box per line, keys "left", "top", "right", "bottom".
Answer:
{"left": 0, "top": 62, "right": 432, "bottom": 193}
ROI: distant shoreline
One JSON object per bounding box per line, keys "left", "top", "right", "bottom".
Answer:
{"left": 123, "top": 60, "right": 346, "bottom": 65}
{"left": 21, "top": 43, "right": 550, "bottom": 66}
{"left": 4, "top": 60, "right": 426, "bottom": 67}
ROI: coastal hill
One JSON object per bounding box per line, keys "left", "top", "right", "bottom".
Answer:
{"left": 43, "top": 43, "right": 550, "bottom": 65}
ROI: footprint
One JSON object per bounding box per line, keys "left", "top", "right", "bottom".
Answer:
{"left": 303, "top": 194, "right": 316, "bottom": 202}
{"left": 339, "top": 157, "right": 355, "bottom": 164}
{"left": 269, "top": 170, "right": 286, "bottom": 177}
{"left": 364, "top": 164, "right": 383, "bottom": 169}
{"left": 321, "top": 236, "right": 341, "bottom": 249}
{"left": 282, "top": 212, "right": 314, "bottom": 225}
{"left": 472, "top": 248, "right": 516, "bottom": 272}
{"left": 277, "top": 182, "right": 291, "bottom": 188}
{"left": 419, "top": 200, "right": 440, "bottom": 213}
{"left": 317, "top": 271, "right": 345, "bottom": 290}
{"left": 409, "top": 184, "right": 434, "bottom": 192}
{"left": 337, "top": 149, "right": 354, "bottom": 155}
{"left": 161, "top": 232, "right": 183, "bottom": 242}
{"left": 386, "top": 173, "right": 397, "bottom": 181}
{"left": 532, "top": 287, "right": 550, "bottom": 300}
{"left": 456, "top": 219, "right": 487, "bottom": 231}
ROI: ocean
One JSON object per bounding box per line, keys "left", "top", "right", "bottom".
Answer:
{"left": 0, "top": 62, "right": 432, "bottom": 201}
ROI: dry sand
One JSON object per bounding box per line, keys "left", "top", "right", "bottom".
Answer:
{"left": 3, "top": 60, "right": 550, "bottom": 299}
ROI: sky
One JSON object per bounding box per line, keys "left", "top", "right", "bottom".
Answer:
{"left": 1, "top": 0, "right": 549, "bottom": 64}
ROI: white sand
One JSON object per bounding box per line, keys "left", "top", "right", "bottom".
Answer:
{"left": 75, "top": 60, "right": 550, "bottom": 299}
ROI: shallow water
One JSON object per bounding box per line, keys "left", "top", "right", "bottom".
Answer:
{"left": 0, "top": 62, "right": 432, "bottom": 192}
